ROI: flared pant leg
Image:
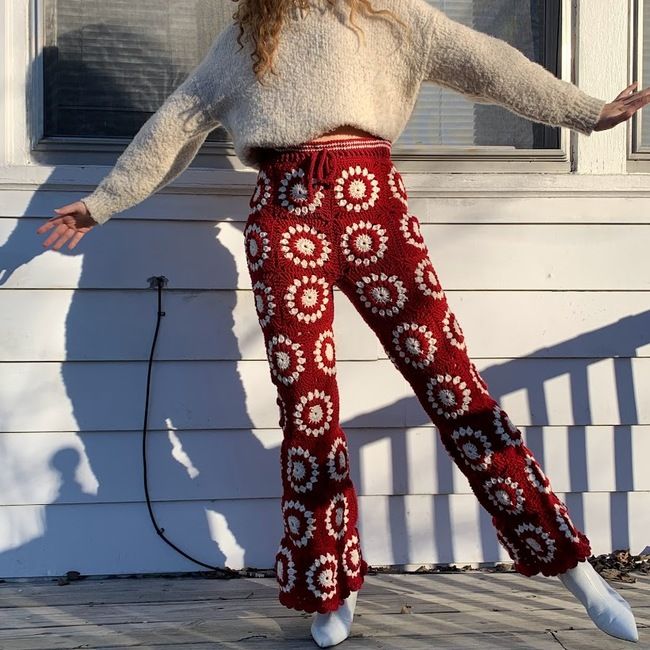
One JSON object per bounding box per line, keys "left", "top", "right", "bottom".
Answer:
{"left": 333, "top": 164, "right": 592, "bottom": 578}
{"left": 243, "top": 202, "right": 368, "bottom": 614}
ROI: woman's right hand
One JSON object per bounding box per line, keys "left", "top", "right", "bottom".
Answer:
{"left": 36, "top": 200, "right": 99, "bottom": 251}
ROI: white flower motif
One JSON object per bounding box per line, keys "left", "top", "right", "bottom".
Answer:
{"left": 293, "top": 389, "right": 334, "bottom": 437}
{"left": 426, "top": 373, "right": 472, "bottom": 420}
{"left": 280, "top": 223, "right": 332, "bottom": 269}
{"left": 314, "top": 329, "right": 337, "bottom": 376}
{"left": 414, "top": 257, "right": 444, "bottom": 300}
{"left": 387, "top": 165, "right": 408, "bottom": 208}
{"left": 250, "top": 169, "right": 272, "bottom": 212}
{"left": 327, "top": 436, "right": 349, "bottom": 481}
{"left": 340, "top": 221, "right": 388, "bottom": 266}
{"left": 493, "top": 406, "right": 522, "bottom": 447}
{"left": 286, "top": 446, "right": 319, "bottom": 493}
{"left": 334, "top": 165, "right": 380, "bottom": 212}
{"left": 515, "top": 522, "right": 556, "bottom": 563}
{"left": 483, "top": 476, "right": 525, "bottom": 515}
{"left": 442, "top": 307, "right": 466, "bottom": 351}
{"left": 342, "top": 534, "right": 362, "bottom": 578}
{"left": 267, "top": 334, "right": 306, "bottom": 386}
{"left": 469, "top": 361, "right": 490, "bottom": 396}
{"left": 252, "top": 281, "right": 276, "bottom": 328}
{"left": 554, "top": 502, "right": 580, "bottom": 543}
{"left": 325, "top": 493, "right": 349, "bottom": 540}
{"left": 306, "top": 553, "right": 338, "bottom": 600}
{"left": 278, "top": 167, "right": 325, "bottom": 215}
{"left": 451, "top": 426, "right": 493, "bottom": 471}
{"left": 355, "top": 272, "right": 407, "bottom": 317}
{"left": 399, "top": 213, "right": 426, "bottom": 250}
{"left": 282, "top": 499, "right": 316, "bottom": 547}
{"left": 523, "top": 450, "right": 552, "bottom": 494}
{"left": 275, "top": 545, "right": 297, "bottom": 592}
{"left": 391, "top": 322, "right": 437, "bottom": 369}
{"left": 284, "top": 274, "right": 330, "bottom": 323}
{"left": 244, "top": 223, "right": 271, "bottom": 272}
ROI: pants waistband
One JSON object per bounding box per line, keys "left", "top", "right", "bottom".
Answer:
{"left": 260, "top": 137, "right": 393, "bottom": 185}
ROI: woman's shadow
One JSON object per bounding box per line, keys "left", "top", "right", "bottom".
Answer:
{"left": 0, "top": 22, "right": 286, "bottom": 578}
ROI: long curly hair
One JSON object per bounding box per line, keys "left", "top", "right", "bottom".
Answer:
{"left": 231, "top": 0, "right": 412, "bottom": 85}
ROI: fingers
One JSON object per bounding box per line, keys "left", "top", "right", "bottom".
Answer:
{"left": 50, "top": 228, "right": 78, "bottom": 251}
{"left": 616, "top": 81, "right": 639, "bottom": 100}
{"left": 41, "top": 222, "right": 70, "bottom": 249}
{"left": 35, "top": 215, "right": 64, "bottom": 234}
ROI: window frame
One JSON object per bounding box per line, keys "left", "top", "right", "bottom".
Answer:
{"left": 628, "top": 0, "right": 650, "bottom": 171}
{"left": 1, "top": 0, "right": 593, "bottom": 177}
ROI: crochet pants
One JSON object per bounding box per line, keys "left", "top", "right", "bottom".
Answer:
{"left": 244, "top": 137, "right": 591, "bottom": 614}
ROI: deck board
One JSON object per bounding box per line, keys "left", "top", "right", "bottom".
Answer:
{"left": 0, "top": 573, "right": 647, "bottom": 649}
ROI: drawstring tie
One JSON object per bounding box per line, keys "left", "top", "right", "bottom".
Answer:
{"left": 307, "top": 147, "right": 335, "bottom": 188}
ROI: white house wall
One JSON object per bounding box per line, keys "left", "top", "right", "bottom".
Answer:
{"left": 1, "top": 0, "right": 649, "bottom": 578}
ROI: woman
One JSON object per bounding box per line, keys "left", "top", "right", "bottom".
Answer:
{"left": 37, "top": 0, "right": 647, "bottom": 647}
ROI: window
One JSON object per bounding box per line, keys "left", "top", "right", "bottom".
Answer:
{"left": 40, "top": 0, "right": 570, "bottom": 169}
{"left": 630, "top": 0, "right": 650, "bottom": 169}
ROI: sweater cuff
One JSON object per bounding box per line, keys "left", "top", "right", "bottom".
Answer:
{"left": 79, "top": 194, "right": 114, "bottom": 226}
{"left": 563, "top": 91, "right": 607, "bottom": 136}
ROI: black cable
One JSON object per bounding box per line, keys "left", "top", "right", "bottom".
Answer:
{"left": 141, "top": 275, "right": 239, "bottom": 577}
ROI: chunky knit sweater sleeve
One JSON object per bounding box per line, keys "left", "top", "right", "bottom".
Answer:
{"left": 420, "top": 3, "right": 606, "bottom": 136}
{"left": 79, "top": 43, "right": 223, "bottom": 225}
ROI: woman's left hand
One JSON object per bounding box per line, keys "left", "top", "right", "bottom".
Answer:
{"left": 594, "top": 81, "right": 650, "bottom": 131}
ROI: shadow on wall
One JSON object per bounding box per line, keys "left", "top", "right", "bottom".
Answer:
{"left": 0, "top": 23, "right": 646, "bottom": 580}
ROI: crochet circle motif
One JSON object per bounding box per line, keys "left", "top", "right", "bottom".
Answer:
{"left": 387, "top": 165, "right": 408, "bottom": 208}
{"left": 283, "top": 274, "right": 330, "bottom": 323}
{"left": 355, "top": 271, "right": 407, "bottom": 317}
{"left": 278, "top": 167, "right": 325, "bottom": 215}
{"left": 342, "top": 534, "right": 362, "bottom": 578}
{"left": 340, "top": 220, "right": 389, "bottom": 266}
{"left": 314, "top": 329, "right": 337, "bottom": 376}
{"left": 327, "top": 436, "right": 349, "bottom": 481}
{"left": 515, "top": 522, "right": 556, "bottom": 563}
{"left": 334, "top": 165, "right": 380, "bottom": 212}
{"left": 280, "top": 223, "right": 332, "bottom": 269}
{"left": 414, "top": 256, "right": 444, "bottom": 299}
{"left": 282, "top": 499, "right": 316, "bottom": 548}
{"left": 442, "top": 307, "right": 466, "bottom": 351}
{"left": 451, "top": 426, "right": 493, "bottom": 471}
{"left": 286, "top": 446, "right": 319, "bottom": 494}
{"left": 267, "top": 333, "right": 306, "bottom": 386}
{"left": 293, "top": 389, "right": 334, "bottom": 437}
{"left": 244, "top": 223, "right": 271, "bottom": 272}
{"left": 325, "top": 493, "right": 350, "bottom": 540}
{"left": 483, "top": 476, "right": 525, "bottom": 515}
{"left": 426, "top": 373, "right": 472, "bottom": 420}
{"left": 399, "top": 213, "right": 427, "bottom": 250}
{"left": 493, "top": 405, "right": 522, "bottom": 447}
{"left": 252, "top": 280, "right": 277, "bottom": 328}
{"left": 250, "top": 169, "right": 272, "bottom": 212}
{"left": 275, "top": 545, "right": 297, "bottom": 593}
{"left": 390, "top": 322, "right": 437, "bottom": 369}
{"left": 306, "top": 553, "right": 338, "bottom": 601}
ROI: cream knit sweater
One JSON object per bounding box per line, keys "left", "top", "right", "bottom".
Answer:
{"left": 80, "top": 0, "right": 607, "bottom": 225}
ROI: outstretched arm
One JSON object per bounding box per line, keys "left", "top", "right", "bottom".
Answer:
{"left": 79, "top": 38, "right": 224, "bottom": 226}
{"left": 421, "top": 4, "right": 607, "bottom": 135}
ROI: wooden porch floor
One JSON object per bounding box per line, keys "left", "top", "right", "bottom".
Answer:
{"left": 0, "top": 571, "right": 648, "bottom": 649}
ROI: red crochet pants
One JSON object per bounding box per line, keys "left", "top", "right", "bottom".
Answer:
{"left": 244, "top": 137, "right": 591, "bottom": 614}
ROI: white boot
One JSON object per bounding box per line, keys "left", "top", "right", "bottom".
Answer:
{"left": 558, "top": 560, "right": 638, "bottom": 642}
{"left": 310, "top": 589, "right": 358, "bottom": 648}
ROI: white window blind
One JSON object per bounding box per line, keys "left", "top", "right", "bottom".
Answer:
{"left": 43, "top": 0, "right": 559, "bottom": 150}
{"left": 396, "top": 0, "right": 559, "bottom": 149}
